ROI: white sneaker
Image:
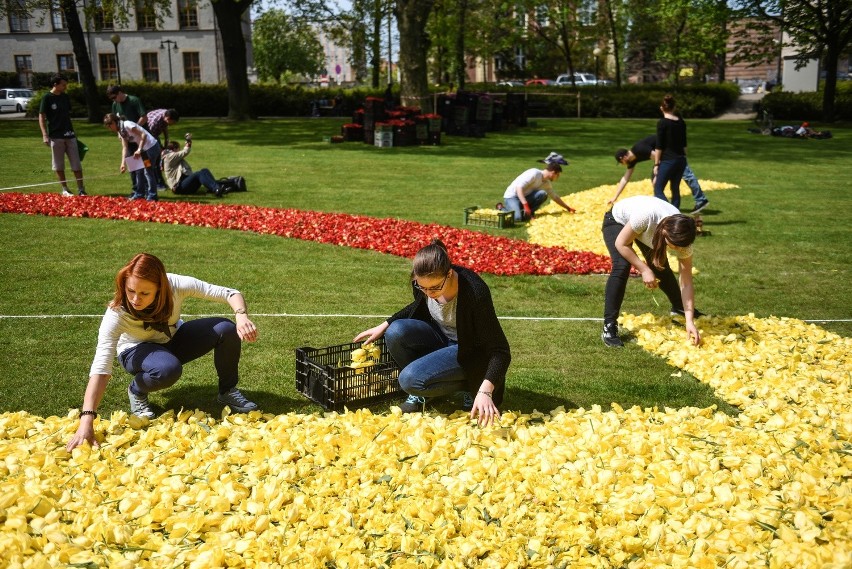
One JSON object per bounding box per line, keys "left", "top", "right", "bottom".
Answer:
{"left": 217, "top": 387, "right": 258, "bottom": 413}
{"left": 128, "top": 386, "right": 156, "bottom": 419}
{"left": 60, "top": 188, "right": 73, "bottom": 197}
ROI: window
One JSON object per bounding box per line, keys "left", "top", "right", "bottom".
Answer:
{"left": 51, "top": 2, "right": 67, "bottom": 30}
{"left": 8, "top": 0, "right": 30, "bottom": 32}
{"left": 57, "top": 54, "right": 76, "bottom": 74}
{"left": 136, "top": 0, "right": 156, "bottom": 30}
{"left": 183, "top": 52, "right": 200, "bottom": 83}
{"left": 93, "top": 0, "right": 114, "bottom": 31}
{"left": 141, "top": 52, "right": 159, "bottom": 82}
{"left": 15, "top": 55, "right": 33, "bottom": 87}
{"left": 99, "top": 53, "right": 118, "bottom": 81}
{"left": 177, "top": 0, "right": 198, "bottom": 29}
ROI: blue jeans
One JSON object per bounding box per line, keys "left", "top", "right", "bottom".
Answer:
{"left": 384, "top": 319, "right": 467, "bottom": 398}
{"left": 174, "top": 168, "right": 220, "bottom": 195}
{"left": 504, "top": 189, "right": 548, "bottom": 221}
{"left": 129, "top": 142, "right": 162, "bottom": 200}
{"left": 654, "top": 156, "right": 687, "bottom": 209}
{"left": 118, "top": 317, "right": 241, "bottom": 396}
{"left": 682, "top": 165, "right": 708, "bottom": 204}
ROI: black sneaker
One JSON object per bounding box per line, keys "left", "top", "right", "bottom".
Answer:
{"left": 399, "top": 394, "right": 426, "bottom": 413}
{"left": 77, "top": 188, "right": 88, "bottom": 196}
{"left": 670, "top": 308, "right": 705, "bottom": 318}
{"left": 601, "top": 323, "right": 624, "bottom": 348}
{"left": 690, "top": 200, "right": 709, "bottom": 215}
{"left": 462, "top": 392, "right": 474, "bottom": 412}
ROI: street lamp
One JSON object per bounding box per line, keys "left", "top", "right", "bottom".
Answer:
{"left": 160, "top": 39, "right": 178, "bottom": 83}
{"left": 110, "top": 34, "right": 121, "bottom": 83}
{"left": 593, "top": 47, "right": 602, "bottom": 84}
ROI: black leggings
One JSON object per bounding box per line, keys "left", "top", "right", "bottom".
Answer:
{"left": 602, "top": 211, "right": 683, "bottom": 326}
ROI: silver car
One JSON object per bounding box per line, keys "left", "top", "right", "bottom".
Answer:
{"left": 0, "top": 88, "right": 34, "bottom": 112}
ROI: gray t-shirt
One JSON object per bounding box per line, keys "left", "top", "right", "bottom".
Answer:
{"left": 503, "top": 168, "right": 553, "bottom": 199}
{"left": 427, "top": 295, "right": 458, "bottom": 342}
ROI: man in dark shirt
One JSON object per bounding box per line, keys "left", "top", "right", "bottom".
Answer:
{"left": 38, "top": 74, "right": 86, "bottom": 197}
{"left": 609, "top": 135, "right": 709, "bottom": 214}
{"left": 107, "top": 85, "right": 148, "bottom": 195}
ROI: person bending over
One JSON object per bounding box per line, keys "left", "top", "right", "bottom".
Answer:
{"left": 601, "top": 195, "right": 702, "bottom": 348}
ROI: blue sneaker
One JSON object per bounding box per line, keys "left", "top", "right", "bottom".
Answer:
{"left": 399, "top": 394, "right": 426, "bottom": 413}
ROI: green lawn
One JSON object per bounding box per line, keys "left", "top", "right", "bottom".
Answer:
{"left": 0, "top": 116, "right": 849, "bottom": 420}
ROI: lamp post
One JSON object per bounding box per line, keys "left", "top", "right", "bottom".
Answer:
{"left": 110, "top": 34, "right": 121, "bottom": 83}
{"left": 160, "top": 39, "right": 178, "bottom": 83}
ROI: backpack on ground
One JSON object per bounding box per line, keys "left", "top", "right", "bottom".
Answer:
{"left": 216, "top": 176, "right": 247, "bottom": 193}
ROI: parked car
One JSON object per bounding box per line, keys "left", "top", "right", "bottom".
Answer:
{"left": 0, "top": 88, "right": 34, "bottom": 113}
{"left": 525, "top": 78, "right": 555, "bottom": 86}
{"left": 555, "top": 73, "right": 598, "bottom": 87}
{"left": 738, "top": 79, "right": 764, "bottom": 94}
{"left": 497, "top": 80, "right": 525, "bottom": 87}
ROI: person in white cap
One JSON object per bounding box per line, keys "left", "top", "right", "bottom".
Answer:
{"left": 501, "top": 153, "right": 576, "bottom": 221}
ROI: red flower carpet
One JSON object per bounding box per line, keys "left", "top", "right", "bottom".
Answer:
{"left": 0, "top": 193, "right": 610, "bottom": 276}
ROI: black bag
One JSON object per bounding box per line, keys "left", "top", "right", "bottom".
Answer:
{"left": 216, "top": 176, "right": 247, "bottom": 193}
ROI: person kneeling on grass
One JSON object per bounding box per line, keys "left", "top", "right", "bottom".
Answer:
{"left": 502, "top": 161, "right": 576, "bottom": 221}
{"left": 161, "top": 136, "right": 224, "bottom": 197}
{"left": 66, "top": 253, "right": 259, "bottom": 451}
{"left": 354, "top": 239, "right": 511, "bottom": 427}
{"left": 601, "top": 195, "right": 703, "bottom": 348}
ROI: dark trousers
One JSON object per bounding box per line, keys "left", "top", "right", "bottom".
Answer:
{"left": 602, "top": 211, "right": 683, "bottom": 326}
{"left": 653, "top": 155, "right": 686, "bottom": 209}
{"left": 174, "top": 168, "right": 220, "bottom": 195}
{"left": 118, "top": 317, "right": 240, "bottom": 395}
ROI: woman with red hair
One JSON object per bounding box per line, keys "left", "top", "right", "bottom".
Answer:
{"left": 67, "top": 253, "right": 259, "bottom": 450}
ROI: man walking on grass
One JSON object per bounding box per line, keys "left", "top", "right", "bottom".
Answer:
{"left": 38, "top": 74, "right": 86, "bottom": 197}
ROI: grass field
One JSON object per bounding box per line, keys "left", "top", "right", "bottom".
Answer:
{"left": 0, "top": 116, "right": 849, "bottom": 420}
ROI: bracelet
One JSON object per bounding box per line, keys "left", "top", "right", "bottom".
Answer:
{"left": 80, "top": 410, "right": 97, "bottom": 418}
{"left": 478, "top": 390, "right": 493, "bottom": 398}
{"left": 234, "top": 308, "right": 247, "bottom": 315}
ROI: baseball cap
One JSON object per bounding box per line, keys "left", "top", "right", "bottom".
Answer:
{"left": 539, "top": 152, "right": 569, "bottom": 166}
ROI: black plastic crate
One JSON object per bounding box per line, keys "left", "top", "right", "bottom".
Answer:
{"left": 464, "top": 206, "right": 515, "bottom": 229}
{"left": 296, "top": 337, "right": 402, "bottom": 412}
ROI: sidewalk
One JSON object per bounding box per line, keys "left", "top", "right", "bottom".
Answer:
{"left": 717, "top": 93, "right": 764, "bottom": 120}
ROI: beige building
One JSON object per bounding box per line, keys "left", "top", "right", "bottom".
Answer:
{"left": 0, "top": 0, "right": 251, "bottom": 86}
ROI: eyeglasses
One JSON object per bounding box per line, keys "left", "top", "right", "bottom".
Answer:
{"left": 413, "top": 271, "right": 450, "bottom": 293}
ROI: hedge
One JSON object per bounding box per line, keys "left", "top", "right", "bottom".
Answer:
{"left": 25, "top": 79, "right": 848, "bottom": 121}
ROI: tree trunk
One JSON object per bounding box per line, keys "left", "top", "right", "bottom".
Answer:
{"left": 454, "top": 0, "right": 467, "bottom": 90}
{"left": 604, "top": 0, "right": 622, "bottom": 87}
{"left": 821, "top": 41, "right": 839, "bottom": 122}
{"left": 61, "top": 0, "right": 100, "bottom": 122}
{"left": 371, "top": 0, "right": 382, "bottom": 88}
{"left": 211, "top": 0, "right": 253, "bottom": 120}
{"left": 395, "top": 0, "right": 435, "bottom": 111}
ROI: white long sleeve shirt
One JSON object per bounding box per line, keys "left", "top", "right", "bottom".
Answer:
{"left": 89, "top": 273, "right": 238, "bottom": 377}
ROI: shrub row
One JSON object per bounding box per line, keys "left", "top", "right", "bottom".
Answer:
{"left": 23, "top": 79, "right": 848, "bottom": 121}
{"left": 760, "top": 83, "right": 852, "bottom": 121}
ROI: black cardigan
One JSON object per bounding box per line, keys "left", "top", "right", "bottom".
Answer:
{"left": 387, "top": 265, "right": 511, "bottom": 406}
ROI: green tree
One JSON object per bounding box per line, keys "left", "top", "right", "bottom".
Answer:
{"left": 253, "top": 9, "right": 325, "bottom": 83}
{"left": 733, "top": 0, "right": 852, "bottom": 121}
{"left": 0, "top": 0, "right": 171, "bottom": 122}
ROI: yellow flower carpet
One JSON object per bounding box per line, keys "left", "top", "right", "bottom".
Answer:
{"left": 526, "top": 179, "right": 739, "bottom": 256}
{"left": 1, "top": 314, "right": 849, "bottom": 568}
{"left": 1, "top": 182, "right": 849, "bottom": 567}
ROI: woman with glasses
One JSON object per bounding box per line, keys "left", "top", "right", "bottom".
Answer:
{"left": 354, "top": 239, "right": 511, "bottom": 426}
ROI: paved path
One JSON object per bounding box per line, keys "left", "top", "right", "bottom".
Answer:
{"left": 717, "top": 93, "right": 764, "bottom": 120}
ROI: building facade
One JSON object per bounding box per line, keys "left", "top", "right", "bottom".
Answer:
{"left": 0, "top": 0, "right": 251, "bottom": 87}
